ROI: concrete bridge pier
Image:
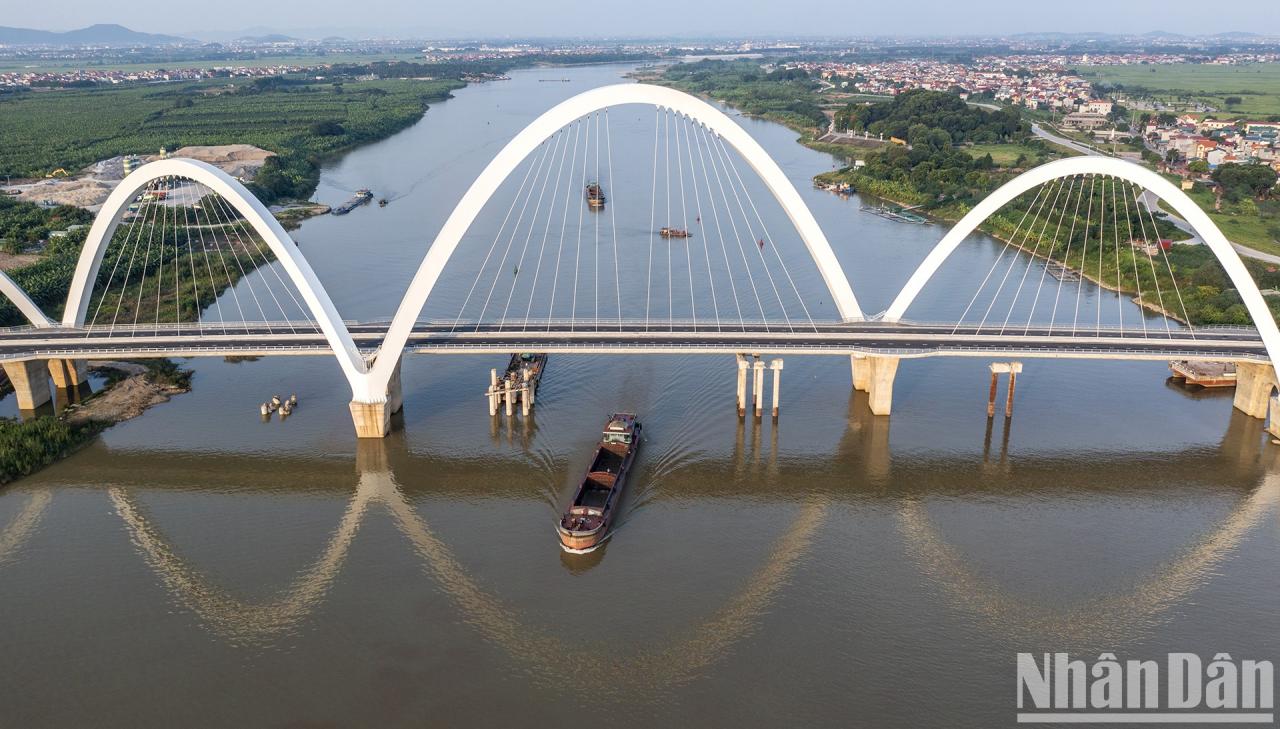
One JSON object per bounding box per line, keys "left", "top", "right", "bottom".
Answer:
{"left": 349, "top": 357, "right": 404, "bottom": 439}
{"left": 2, "top": 359, "right": 52, "bottom": 412}
{"left": 48, "top": 359, "right": 88, "bottom": 390}
{"left": 1232, "top": 362, "right": 1278, "bottom": 420}
{"left": 850, "top": 355, "right": 898, "bottom": 415}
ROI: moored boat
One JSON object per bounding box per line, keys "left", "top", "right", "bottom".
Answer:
{"left": 558, "top": 413, "right": 641, "bottom": 552}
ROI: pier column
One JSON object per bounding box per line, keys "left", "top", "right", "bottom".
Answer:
{"left": 866, "top": 356, "right": 899, "bottom": 416}
{"left": 349, "top": 356, "right": 404, "bottom": 439}
{"left": 736, "top": 355, "right": 749, "bottom": 417}
{"left": 2, "top": 360, "right": 52, "bottom": 412}
{"left": 488, "top": 368, "right": 499, "bottom": 416}
{"left": 48, "top": 359, "right": 88, "bottom": 390}
{"left": 850, "top": 354, "right": 870, "bottom": 392}
{"left": 1233, "top": 362, "right": 1277, "bottom": 419}
{"left": 747, "top": 355, "right": 757, "bottom": 416}
{"left": 770, "top": 359, "right": 783, "bottom": 420}
{"left": 504, "top": 378, "right": 513, "bottom": 417}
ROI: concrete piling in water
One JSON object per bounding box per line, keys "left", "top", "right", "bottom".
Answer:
{"left": 747, "top": 355, "right": 757, "bottom": 416}
{"left": 770, "top": 359, "right": 783, "bottom": 420}
{"left": 488, "top": 368, "right": 499, "bottom": 416}
{"left": 737, "top": 352, "right": 747, "bottom": 414}
{"left": 986, "top": 362, "right": 1023, "bottom": 419}
{"left": 504, "top": 378, "right": 513, "bottom": 417}
{"left": 520, "top": 368, "right": 531, "bottom": 417}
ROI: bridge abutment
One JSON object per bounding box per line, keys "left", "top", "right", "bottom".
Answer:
{"left": 1233, "top": 362, "right": 1278, "bottom": 420}
{"left": 2, "top": 359, "right": 52, "bottom": 412}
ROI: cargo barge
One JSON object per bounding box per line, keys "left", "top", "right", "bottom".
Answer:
{"left": 331, "top": 189, "right": 373, "bottom": 215}
{"left": 558, "top": 413, "right": 641, "bottom": 553}
{"left": 1170, "top": 360, "right": 1237, "bottom": 389}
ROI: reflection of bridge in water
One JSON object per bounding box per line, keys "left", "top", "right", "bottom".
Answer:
{"left": 3, "top": 401, "right": 1276, "bottom": 691}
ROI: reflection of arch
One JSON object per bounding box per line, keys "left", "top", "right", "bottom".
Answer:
{"left": 0, "top": 270, "right": 54, "bottom": 328}
{"left": 108, "top": 482, "right": 377, "bottom": 644}
{"left": 62, "top": 159, "right": 375, "bottom": 399}
{"left": 367, "top": 83, "right": 864, "bottom": 392}
{"left": 897, "top": 472, "right": 1280, "bottom": 646}
{"left": 883, "top": 156, "right": 1280, "bottom": 376}
{"left": 102, "top": 450, "right": 826, "bottom": 691}
{"left": 0, "top": 491, "right": 52, "bottom": 565}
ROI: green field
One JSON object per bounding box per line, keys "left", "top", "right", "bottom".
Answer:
{"left": 0, "top": 77, "right": 462, "bottom": 178}
{"left": 964, "top": 142, "right": 1064, "bottom": 166}
{"left": 1073, "top": 63, "right": 1280, "bottom": 117}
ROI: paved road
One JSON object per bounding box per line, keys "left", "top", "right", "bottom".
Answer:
{"left": 1031, "top": 122, "right": 1103, "bottom": 157}
{"left": 0, "top": 320, "right": 1266, "bottom": 363}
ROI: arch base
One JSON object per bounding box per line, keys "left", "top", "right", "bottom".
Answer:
{"left": 1234, "top": 362, "right": 1278, "bottom": 419}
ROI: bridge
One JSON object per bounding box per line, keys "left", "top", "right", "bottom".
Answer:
{"left": 3, "top": 83, "right": 1280, "bottom": 437}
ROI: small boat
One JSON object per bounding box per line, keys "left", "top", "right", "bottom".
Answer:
{"left": 378, "top": 198, "right": 388, "bottom": 207}
{"left": 585, "top": 182, "right": 606, "bottom": 208}
{"left": 558, "top": 413, "right": 642, "bottom": 552}
{"left": 660, "top": 227, "right": 690, "bottom": 239}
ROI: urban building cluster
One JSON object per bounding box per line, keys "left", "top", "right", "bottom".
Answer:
{"left": 791, "top": 57, "right": 1097, "bottom": 112}
{"left": 1146, "top": 115, "right": 1280, "bottom": 172}
{"left": 0, "top": 63, "right": 325, "bottom": 88}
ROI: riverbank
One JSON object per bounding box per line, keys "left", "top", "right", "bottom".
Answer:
{"left": 0, "top": 359, "right": 190, "bottom": 485}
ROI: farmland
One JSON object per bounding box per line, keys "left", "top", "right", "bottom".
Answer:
{"left": 1073, "top": 63, "right": 1280, "bottom": 117}
{"left": 0, "top": 76, "right": 463, "bottom": 180}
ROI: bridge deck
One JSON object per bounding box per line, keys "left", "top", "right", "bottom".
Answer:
{"left": 0, "top": 320, "right": 1268, "bottom": 363}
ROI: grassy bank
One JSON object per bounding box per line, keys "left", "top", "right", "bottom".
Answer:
{"left": 0, "top": 416, "right": 102, "bottom": 485}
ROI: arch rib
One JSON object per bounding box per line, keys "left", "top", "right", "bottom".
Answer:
{"left": 369, "top": 83, "right": 862, "bottom": 389}
{"left": 883, "top": 156, "right": 1280, "bottom": 374}
{"left": 0, "top": 269, "right": 54, "bottom": 328}
{"left": 63, "top": 159, "right": 372, "bottom": 396}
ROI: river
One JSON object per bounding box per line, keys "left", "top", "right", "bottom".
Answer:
{"left": 1, "top": 64, "right": 1278, "bottom": 728}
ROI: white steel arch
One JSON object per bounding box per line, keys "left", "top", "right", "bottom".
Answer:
{"left": 0, "top": 269, "right": 54, "bottom": 327}
{"left": 367, "top": 83, "right": 864, "bottom": 391}
{"left": 63, "top": 159, "right": 372, "bottom": 396}
{"left": 883, "top": 155, "right": 1280, "bottom": 374}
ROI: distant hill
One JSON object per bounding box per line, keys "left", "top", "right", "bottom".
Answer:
{"left": 0, "top": 23, "right": 190, "bottom": 46}
{"left": 236, "top": 33, "right": 298, "bottom": 43}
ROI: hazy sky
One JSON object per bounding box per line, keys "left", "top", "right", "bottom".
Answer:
{"left": 9, "top": 0, "right": 1278, "bottom": 39}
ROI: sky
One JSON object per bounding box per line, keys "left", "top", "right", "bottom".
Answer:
{"left": 7, "top": 0, "right": 1279, "bottom": 39}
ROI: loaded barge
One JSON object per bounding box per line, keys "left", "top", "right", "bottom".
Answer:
{"left": 558, "top": 413, "right": 641, "bottom": 553}
{"left": 331, "top": 189, "right": 373, "bottom": 215}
